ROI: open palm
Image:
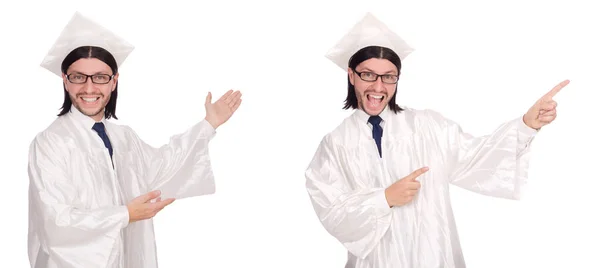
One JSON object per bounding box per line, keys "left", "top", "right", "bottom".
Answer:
{"left": 204, "top": 89, "right": 242, "bottom": 129}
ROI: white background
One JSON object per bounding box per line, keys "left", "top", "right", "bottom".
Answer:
{"left": 1, "top": 0, "right": 598, "bottom": 267}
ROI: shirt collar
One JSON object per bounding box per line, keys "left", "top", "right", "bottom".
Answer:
{"left": 66, "top": 104, "right": 106, "bottom": 130}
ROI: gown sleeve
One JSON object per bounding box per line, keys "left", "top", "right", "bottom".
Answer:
{"left": 28, "top": 134, "right": 129, "bottom": 268}
{"left": 432, "top": 110, "right": 538, "bottom": 199}
{"left": 129, "top": 119, "right": 217, "bottom": 199}
{"left": 305, "top": 135, "right": 393, "bottom": 259}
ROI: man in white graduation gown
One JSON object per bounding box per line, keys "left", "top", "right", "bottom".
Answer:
{"left": 27, "top": 12, "right": 242, "bottom": 268}
{"left": 305, "top": 12, "right": 568, "bottom": 268}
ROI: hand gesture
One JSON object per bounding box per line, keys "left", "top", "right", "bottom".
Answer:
{"left": 127, "top": 190, "right": 175, "bottom": 223}
{"left": 523, "top": 79, "right": 569, "bottom": 130}
{"left": 204, "top": 89, "right": 242, "bottom": 129}
{"left": 385, "top": 167, "right": 429, "bottom": 207}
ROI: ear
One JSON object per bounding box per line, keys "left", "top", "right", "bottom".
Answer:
{"left": 62, "top": 74, "right": 70, "bottom": 93}
{"left": 112, "top": 73, "right": 119, "bottom": 92}
{"left": 347, "top": 67, "right": 355, "bottom": 85}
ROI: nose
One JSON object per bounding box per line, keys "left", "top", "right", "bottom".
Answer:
{"left": 82, "top": 78, "right": 96, "bottom": 93}
{"left": 371, "top": 76, "right": 385, "bottom": 92}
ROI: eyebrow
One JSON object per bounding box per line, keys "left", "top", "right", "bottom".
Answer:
{"left": 69, "top": 71, "right": 111, "bottom": 75}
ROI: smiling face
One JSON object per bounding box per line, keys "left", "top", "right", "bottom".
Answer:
{"left": 348, "top": 58, "right": 399, "bottom": 116}
{"left": 62, "top": 58, "right": 118, "bottom": 121}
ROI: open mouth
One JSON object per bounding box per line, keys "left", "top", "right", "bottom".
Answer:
{"left": 366, "top": 94, "right": 384, "bottom": 108}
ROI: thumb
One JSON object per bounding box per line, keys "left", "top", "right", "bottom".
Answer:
{"left": 205, "top": 92, "right": 212, "bottom": 106}
{"left": 136, "top": 190, "right": 161, "bottom": 203}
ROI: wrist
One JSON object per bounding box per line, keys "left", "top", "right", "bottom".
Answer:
{"left": 522, "top": 114, "right": 539, "bottom": 131}
{"left": 126, "top": 205, "right": 136, "bottom": 223}
{"left": 384, "top": 187, "right": 393, "bottom": 208}
{"left": 127, "top": 206, "right": 132, "bottom": 223}
{"left": 204, "top": 116, "right": 219, "bottom": 129}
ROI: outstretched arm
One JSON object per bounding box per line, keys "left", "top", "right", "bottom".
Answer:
{"left": 138, "top": 90, "right": 242, "bottom": 199}
{"left": 445, "top": 80, "right": 568, "bottom": 199}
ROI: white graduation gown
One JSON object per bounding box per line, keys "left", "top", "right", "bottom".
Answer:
{"left": 28, "top": 106, "right": 217, "bottom": 268}
{"left": 305, "top": 106, "right": 537, "bottom": 268}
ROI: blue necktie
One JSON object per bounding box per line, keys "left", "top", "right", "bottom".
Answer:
{"left": 92, "top": 122, "right": 113, "bottom": 159}
{"left": 368, "top": 116, "right": 383, "bottom": 158}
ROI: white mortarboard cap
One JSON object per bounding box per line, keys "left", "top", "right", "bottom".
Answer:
{"left": 325, "top": 12, "right": 414, "bottom": 71}
{"left": 40, "top": 11, "right": 135, "bottom": 77}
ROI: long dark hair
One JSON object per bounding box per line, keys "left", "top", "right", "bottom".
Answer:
{"left": 58, "top": 46, "right": 119, "bottom": 119}
{"left": 343, "top": 45, "right": 403, "bottom": 113}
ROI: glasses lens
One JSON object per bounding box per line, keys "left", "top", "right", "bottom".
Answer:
{"left": 360, "top": 72, "right": 377, "bottom": 81}
{"left": 382, "top": 75, "right": 398, "bottom": 84}
{"left": 68, "top": 74, "right": 87, "bottom": 84}
{"left": 92, "top": 75, "right": 111, "bottom": 84}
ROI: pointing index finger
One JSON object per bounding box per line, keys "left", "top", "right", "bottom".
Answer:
{"left": 407, "top": 167, "right": 429, "bottom": 180}
{"left": 543, "top": 79, "right": 570, "bottom": 100}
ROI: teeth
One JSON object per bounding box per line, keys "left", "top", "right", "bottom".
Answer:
{"left": 82, "top": 97, "right": 99, "bottom": 102}
{"left": 369, "top": 95, "right": 383, "bottom": 99}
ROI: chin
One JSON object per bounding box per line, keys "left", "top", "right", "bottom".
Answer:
{"left": 361, "top": 102, "right": 387, "bottom": 116}
{"left": 83, "top": 108, "right": 104, "bottom": 117}
{"left": 75, "top": 103, "right": 104, "bottom": 117}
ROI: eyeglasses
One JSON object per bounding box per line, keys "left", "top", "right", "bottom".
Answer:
{"left": 353, "top": 70, "right": 399, "bottom": 84}
{"left": 67, "top": 73, "right": 114, "bottom": 84}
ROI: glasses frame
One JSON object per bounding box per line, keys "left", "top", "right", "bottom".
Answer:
{"left": 353, "top": 69, "right": 399, "bottom": 84}
{"left": 66, "top": 73, "right": 114, "bottom": 84}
